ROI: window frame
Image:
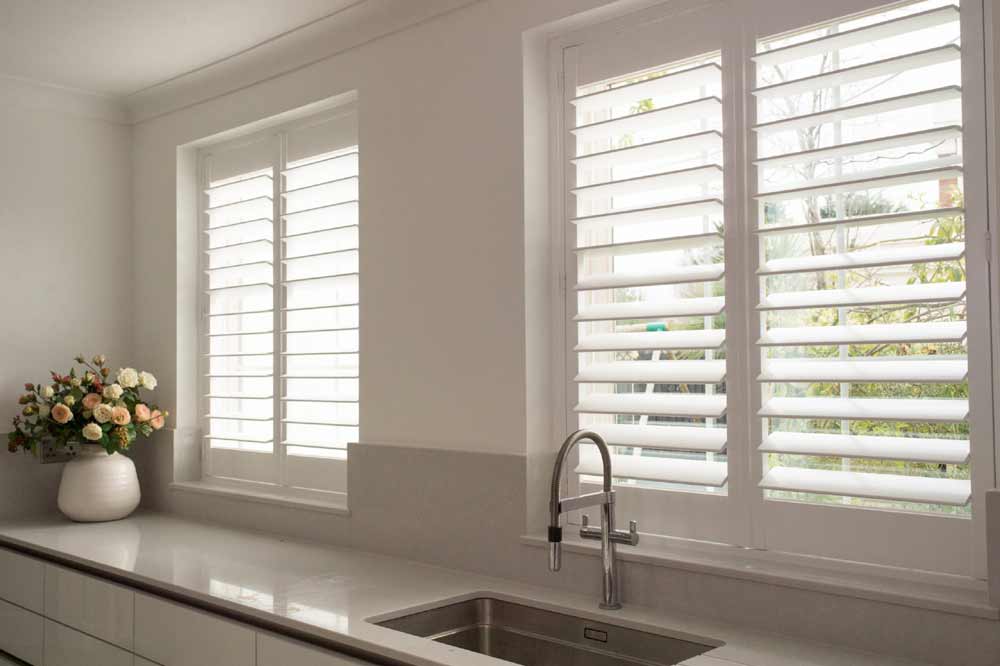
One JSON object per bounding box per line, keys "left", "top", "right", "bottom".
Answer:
{"left": 547, "top": 0, "right": 996, "bottom": 578}
{"left": 195, "top": 106, "right": 359, "bottom": 506}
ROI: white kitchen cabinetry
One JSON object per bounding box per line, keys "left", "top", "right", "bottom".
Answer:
{"left": 0, "top": 547, "right": 44, "bottom": 613}
{"left": 258, "top": 633, "right": 379, "bottom": 666}
{"left": 0, "top": 597, "right": 44, "bottom": 665}
{"left": 43, "top": 618, "right": 132, "bottom": 666}
{"left": 0, "top": 546, "right": 387, "bottom": 666}
{"left": 44, "top": 563, "right": 133, "bottom": 650}
{"left": 134, "top": 592, "right": 255, "bottom": 666}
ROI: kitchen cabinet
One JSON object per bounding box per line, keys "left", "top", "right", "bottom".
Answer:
{"left": 44, "top": 563, "right": 133, "bottom": 649}
{"left": 134, "top": 592, "right": 255, "bottom": 666}
{"left": 0, "top": 597, "right": 43, "bottom": 665}
{"left": 43, "top": 618, "right": 132, "bottom": 666}
{"left": 0, "top": 547, "right": 44, "bottom": 613}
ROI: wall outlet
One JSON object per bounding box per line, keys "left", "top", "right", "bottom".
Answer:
{"left": 36, "top": 440, "right": 75, "bottom": 464}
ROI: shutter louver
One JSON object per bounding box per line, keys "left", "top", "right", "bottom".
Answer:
{"left": 281, "top": 116, "right": 360, "bottom": 461}
{"left": 571, "top": 52, "right": 728, "bottom": 493}
{"left": 753, "top": 2, "right": 971, "bottom": 510}
{"left": 203, "top": 141, "right": 276, "bottom": 456}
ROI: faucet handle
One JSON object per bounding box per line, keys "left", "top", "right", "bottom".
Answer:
{"left": 581, "top": 514, "right": 589, "bottom": 528}
{"left": 627, "top": 520, "right": 639, "bottom": 546}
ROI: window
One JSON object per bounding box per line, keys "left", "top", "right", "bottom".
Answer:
{"left": 199, "top": 106, "right": 359, "bottom": 504}
{"left": 554, "top": 0, "right": 992, "bottom": 575}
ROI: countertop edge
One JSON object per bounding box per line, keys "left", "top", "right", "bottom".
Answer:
{"left": 0, "top": 531, "right": 440, "bottom": 666}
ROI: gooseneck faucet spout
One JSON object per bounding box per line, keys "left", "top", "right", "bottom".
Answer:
{"left": 547, "top": 429, "right": 638, "bottom": 610}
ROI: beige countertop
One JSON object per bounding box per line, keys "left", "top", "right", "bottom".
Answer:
{"left": 0, "top": 512, "right": 934, "bottom": 666}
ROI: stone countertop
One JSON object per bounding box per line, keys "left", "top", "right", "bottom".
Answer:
{"left": 0, "top": 512, "right": 934, "bottom": 666}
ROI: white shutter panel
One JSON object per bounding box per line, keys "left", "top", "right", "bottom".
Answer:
{"left": 570, "top": 53, "right": 728, "bottom": 492}
{"left": 203, "top": 138, "right": 276, "bottom": 468}
{"left": 281, "top": 111, "right": 360, "bottom": 462}
{"left": 752, "top": 1, "right": 971, "bottom": 510}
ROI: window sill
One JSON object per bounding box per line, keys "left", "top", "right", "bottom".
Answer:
{"left": 520, "top": 533, "right": 998, "bottom": 620}
{"left": 170, "top": 481, "right": 350, "bottom": 516}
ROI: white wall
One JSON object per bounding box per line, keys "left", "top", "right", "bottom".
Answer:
{"left": 131, "top": 0, "right": 633, "bottom": 459}
{"left": 0, "top": 78, "right": 132, "bottom": 516}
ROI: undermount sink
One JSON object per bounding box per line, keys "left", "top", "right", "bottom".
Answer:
{"left": 376, "top": 597, "right": 719, "bottom": 666}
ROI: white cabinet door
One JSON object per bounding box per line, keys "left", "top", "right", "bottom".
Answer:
{"left": 43, "top": 619, "right": 132, "bottom": 666}
{"left": 134, "top": 592, "right": 254, "bottom": 666}
{"left": 0, "top": 598, "right": 43, "bottom": 665}
{"left": 0, "top": 548, "right": 44, "bottom": 613}
{"left": 44, "top": 563, "right": 134, "bottom": 650}
{"left": 258, "top": 633, "right": 379, "bottom": 666}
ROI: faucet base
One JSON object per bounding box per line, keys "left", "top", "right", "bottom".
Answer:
{"left": 599, "top": 601, "right": 622, "bottom": 610}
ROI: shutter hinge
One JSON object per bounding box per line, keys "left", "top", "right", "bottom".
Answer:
{"left": 986, "top": 230, "right": 993, "bottom": 265}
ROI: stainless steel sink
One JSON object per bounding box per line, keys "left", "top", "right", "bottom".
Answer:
{"left": 377, "top": 597, "right": 718, "bottom": 665}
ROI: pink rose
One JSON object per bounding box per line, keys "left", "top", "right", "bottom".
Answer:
{"left": 111, "top": 406, "right": 131, "bottom": 426}
{"left": 149, "top": 410, "right": 165, "bottom": 430}
{"left": 134, "top": 403, "right": 151, "bottom": 422}
{"left": 81, "top": 393, "right": 102, "bottom": 411}
{"left": 51, "top": 403, "right": 73, "bottom": 424}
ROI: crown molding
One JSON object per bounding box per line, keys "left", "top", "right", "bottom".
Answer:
{"left": 125, "top": 0, "right": 480, "bottom": 124}
{"left": 1, "top": 75, "right": 129, "bottom": 124}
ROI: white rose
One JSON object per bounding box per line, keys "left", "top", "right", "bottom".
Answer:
{"left": 82, "top": 423, "right": 103, "bottom": 442}
{"left": 138, "top": 371, "right": 157, "bottom": 390}
{"left": 63, "top": 395, "right": 76, "bottom": 407}
{"left": 40, "top": 386, "right": 54, "bottom": 399}
{"left": 103, "top": 384, "right": 124, "bottom": 400}
{"left": 70, "top": 377, "right": 81, "bottom": 388}
{"left": 117, "top": 368, "right": 139, "bottom": 388}
{"left": 38, "top": 404, "right": 50, "bottom": 418}
{"left": 93, "top": 403, "right": 114, "bottom": 424}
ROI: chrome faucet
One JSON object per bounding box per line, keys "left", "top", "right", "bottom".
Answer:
{"left": 548, "top": 429, "right": 639, "bottom": 610}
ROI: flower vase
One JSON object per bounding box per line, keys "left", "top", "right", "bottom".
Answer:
{"left": 57, "top": 444, "right": 140, "bottom": 522}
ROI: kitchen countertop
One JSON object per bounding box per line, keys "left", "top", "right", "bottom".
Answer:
{"left": 0, "top": 512, "right": 934, "bottom": 666}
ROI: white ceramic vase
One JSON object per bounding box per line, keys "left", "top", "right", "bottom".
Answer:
{"left": 57, "top": 444, "right": 140, "bottom": 522}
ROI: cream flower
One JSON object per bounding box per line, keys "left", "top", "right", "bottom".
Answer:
{"left": 40, "top": 386, "right": 54, "bottom": 399}
{"left": 111, "top": 406, "right": 131, "bottom": 426}
{"left": 116, "top": 368, "right": 139, "bottom": 388}
{"left": 70, "top": 377, "right": 81, "bottom": 388}
{"left": 63, "top": 395, "right": 76, "bottom": 407}
{"left": 103, "top": 384, "right": 123, "bottom": 400}
{"left": 81, "top": 393, "right": 102, "bottom": 411}
{"left": 82, "top": 423, "right": 103, "bottom": 442}
{"left": 51, "top": 403, "right": 72, "bottom": 424}
{"left": 138, "top": 371, "right": 157, "bottom": 390}
{"left": 38, "top": 404, "right": 50, "bottom": 418}
{"left": 93, "top": 403, "right": 114, "bottom": 424}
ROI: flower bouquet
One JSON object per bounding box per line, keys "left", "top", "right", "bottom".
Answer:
{"left": 8, "top": 355, "right": 168, "bottom": 457}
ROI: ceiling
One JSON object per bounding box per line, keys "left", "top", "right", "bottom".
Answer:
{"left": 0, "top": 0, "right": 363, "bottom": 97}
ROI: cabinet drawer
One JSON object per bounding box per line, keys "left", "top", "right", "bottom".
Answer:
{"left": 0, "top": 548, "right": 44, "bottom": 613}
{"left": 135, "top": 592, "right": 254, "bottom": 666}
{"left": 44, "top": 563, "right": 134, "bottom": 649}
{"left": 0, "top": 597, "right": 43, "bottom": 665}
{"left": 258, "top": 633, "right": 379, "bottom": 666}
{"left": 44, "top": 619, "right": 132, "bottom": 666}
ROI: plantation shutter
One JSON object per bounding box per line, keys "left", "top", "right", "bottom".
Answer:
{"left": 203, "top": 137, "right": 276, "bottom": 474}
{"left": 752, "top": 2, "right": 971, "bottom": 510}
{"left": 199, "top": 104, "right": 358, "bottom": 498}
{"left": 280, "top": 110, "right": 360, "bottom": 464}
{"left": 569, "top": 54, "right": 729, "bottom": 492}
